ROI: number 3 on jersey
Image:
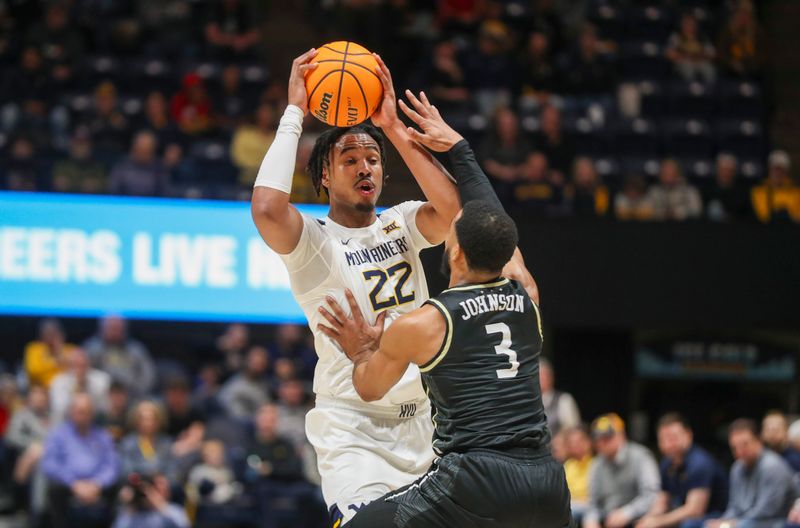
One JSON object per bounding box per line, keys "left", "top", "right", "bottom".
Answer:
{"left": 486, "top": 323, "right": 519, "bottom": 379}
{"left": 362, "top": 262, "right": 415, "bottom": 311}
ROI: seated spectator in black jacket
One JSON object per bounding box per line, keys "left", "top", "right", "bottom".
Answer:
{"left": 517, "top": 28, "right": 560, "bottom": 108}
{"left": 479, "top": 107, "right": 531, "bottom": 203}
{"left": 247, "top": 404, "right": 303, "bottom": 482}
{"left": 512, "top": 152, "right": 563, "bottom": 218}
{"left": 566, "top": 157, "right": 609, "bottom": 217}
{"left": 80, "top": 81, "right": 131, "bottom": 163}
{"left": 25, "top": 4, "right": 83, "bottom": 89}
{"left": 204, "top": 0, "right": 260, "bottom": 61}
{"left": 462, "top": 20, "right": 515, "bottom": 115}
{"left": 561, "top": 24, "right": 615, "bottom": 97}
{"left": 636, "top": 413, "right": 728, "bottom": 528}
{"left": 2, "top": 136, "right": 45, "bottom": 191}
{"left": 52, "top": 127, "right": 107, "bottom": 194}
{"left": 533, "top": 105, "right": 575, "bottom": 178}
{"left": 705, "top": 153, "right": 752, "bottom": 221}
{"left": 762, "top": 410, "right": 800, "bottom": 474}
{"left": 426, "top": 39, "right": 472, "bottom": 119}
{"left": 108, "top": 131, "right": 169, "bottom": 196}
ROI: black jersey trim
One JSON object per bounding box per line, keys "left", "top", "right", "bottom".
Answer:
{"left": 419, "top": 298, "right": 452, "bottom": 373}
{"left": 443, "top": 277, "right": 509, "bottom": 293}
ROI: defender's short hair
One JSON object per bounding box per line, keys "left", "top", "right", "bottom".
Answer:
{"left": 455, "top": 201, "right": 518, "bottom": 274}
{"left": 306, "top": 123, "right": 387, "bottom": 196}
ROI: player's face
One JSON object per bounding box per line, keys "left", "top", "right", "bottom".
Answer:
{"left": 324, "top": 133, "right": 383, "bottom": 212}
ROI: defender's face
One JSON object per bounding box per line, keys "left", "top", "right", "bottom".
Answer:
{"left": 324, "top": 133, "right": 383, "bottom": 212}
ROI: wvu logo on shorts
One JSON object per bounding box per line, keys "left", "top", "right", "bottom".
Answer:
{"left": 382, "top": 221, "right": 400, "bottom": 235}
{"left": 399, "top": 403, "right": 417, "bottom": 418}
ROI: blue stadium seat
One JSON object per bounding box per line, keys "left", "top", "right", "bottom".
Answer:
{"left": 80, "top": 55, "right": 123, "bottom": 90}
{"left": 620, "top": 156, "right": 661, "bottom": 179}
{"left": 739, "top": 158, "right": 765, "bottom": 180}
{"left": 676, "top": 157, "right": 714, "bottom": 179}
{"left": 626, "top": 6, "right": 675, "bottom": 41}
{"left": 613, "top": 118, "right": 659, "bottom": 158}
{"left": 620, "top": 40, "right": 670, "bottom": 81}
{"left": 667, "top": 80, "right": 715, "bottom": 119}
{"left": 564, "top": 117, "right": 607, "bottom": 156}
{"left": 661, "top": 118, "right": 714, "bottom": 158}
{"left": 718, "top": 79, "right": 763, "bottom": 119}
{"left": 184, "top": 141, "right": 237, "bottom": 185}
{"left": 594, "top": 156, "right": 622, "bottom": 181}
{"left": 129, "top": 58, "right": 178, "bottom": 95}
{"left": 716, "top": 119, "right": 764, "bottom": 160}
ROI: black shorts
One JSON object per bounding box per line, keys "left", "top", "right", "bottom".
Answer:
{"left": 346, "top": 447, "right": 574, "bottom": 528}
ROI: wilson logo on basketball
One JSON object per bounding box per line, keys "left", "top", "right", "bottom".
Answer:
{"left": 315, "top": 92, "right": 333, "bottom": 121}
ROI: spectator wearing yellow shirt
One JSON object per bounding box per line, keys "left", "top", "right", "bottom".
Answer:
{"left": 24, "top": 319, "right": 78, "bottom": 388}
{"left": 564, "top": 425, "right": 594, "bottom": 523}
{"left": 751, "top": 150, "right": 800, "bottom": 223}
{"left": 231, "top": 102, "right": 276, "bottom": 187}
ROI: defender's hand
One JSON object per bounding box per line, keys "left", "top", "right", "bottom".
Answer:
{"left": 370, "top": 53, "right": 399, "bottom": 129}
{"left": 288, "top": 48, "right": 319, "bottom": 115}
{"left": 399, "top": 90, "right": 463, "bottom": 152}
{"left": 317, "top": 289, "right": 387, "bottom": 364}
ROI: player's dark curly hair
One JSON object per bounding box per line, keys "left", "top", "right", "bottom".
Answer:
{"left": 306, "top": 123, "right": 387, "bottom": 197}
{"left": 455, "top": 200, "right": 518, "bottom": 274}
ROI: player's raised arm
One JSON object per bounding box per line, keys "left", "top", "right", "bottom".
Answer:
{"left": 251, "top": 49, "right": 318, "bottom": 255}
{"left": 370, "top": 54, "right": 460, "bottom": 245}
{"left": 400, "top": 95, "right": 541, "bottom": 304}
{"left": 317, "top": 290, "right": 443, "bottom": 402}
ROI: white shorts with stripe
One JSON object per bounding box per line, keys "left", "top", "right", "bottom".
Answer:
{"left": 305, "top": 395, "right": 435, "bottom": 525}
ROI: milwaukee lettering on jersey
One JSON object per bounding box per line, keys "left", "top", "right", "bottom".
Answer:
{"left": 459, "top": 294, "right": 526, "bottom": 320}
{"left": 315, "top": 92, "right": 333, "bottom": 121}
{"left": 344, "top": 237, "right": 410, "bottom": 266}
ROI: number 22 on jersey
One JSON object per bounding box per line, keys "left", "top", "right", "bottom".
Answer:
{"left": 362, "top": 262, "right": 416, "bottom": 311}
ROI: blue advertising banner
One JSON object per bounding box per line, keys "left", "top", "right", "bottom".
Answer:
{"left": 0, "top": 192, "right": 330, "bottom": 323}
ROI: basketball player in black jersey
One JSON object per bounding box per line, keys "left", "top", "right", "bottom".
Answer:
{"left": 316, "top": 94, "right": 572, "bottom": 527}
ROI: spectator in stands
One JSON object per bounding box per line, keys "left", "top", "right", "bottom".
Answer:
{"left": 426, "top": 39, "right": 472, "bottom": 119}
{"left": 216, "top": 323, "right": 250, "bottom": 380}
{"left": 561, "top": 23, "right": 615, "bottom": 98}
{"left": 42, "top": 393, "right": 119, "bottom": 528}
{"left": 751, "top": 150, "right": 800, "bottom": 223}
{"left": 204, "top": 0, "right": 260, "bottom": 61}
{"left": 637, "top": 413, "right": 727, "bottom": 528}
{"left": 113, "top": 473, "right": 190, "bottom": 528}
{"left": 0, "top": 46, "right": 55, "bottom": 138}
{"left": 566, "top": 157, "right": 610, "bottom": 217}
{"left": 50, "top": 348, "right": 110, "bottom": 424}
{"left": 24, "top": 318, "right": 77, "bottom": 389}
{"left": 551, "top": 429, "right": 569, "bottom": 463}
{"left": 170, "top": 72, "right": 215, "bottom": 136}
{"left": 534, "top": 105, "right": 575, "bottom": 178}
{"left": 52, "top": 126, "right": 107, "bottom": 194}
{"left": 512, "top": 152, "right": 564, "bottom": 217}
{"left": 615, "top": 174, "right": 656, "bottom": 221}
{"left": 437, "top": 0, "right": 484, "bottom": 37}
{"left": 139, "top": 91, "right": 181, "bottom": 157}
{"left": 518, "top": 27, "right": 560, "bottom": 109}
{"left": 539, "top": 358, "right": 581, "bottom": 435}
{"left": 192, "top": 364, "right": 224, "bottom": 416}
{"left": 666, "top": 12, "right": 716, "bottom": 84}
{"left": 84, "top": 315, "right": 157, "bottom": 398}
{"left": 705, "top": 418, "right": 798, "bottom": 528}
{"left": 102, "top": 381, "right": 131, "bottom": 443}
{"left": 647, "top": 159, "right": 703, "bottom": 220}
{"left": 705, "top": 153, "right": 752, "bottom": 221}
{"left": 275, "top": 379, "right": 310, "bottom": 451}
{"left": 119, "top": 401, "right": 173, "bottom": 481}
{"left": 584, "top": 413, "right": 660, "bottom": 528}
{"left": 718, "top": 0, "right": 765, "bottom": 78}
{"left": 231, "top": 102, "right": 276, "bottom": 187}
{"left": 762, "top": 410, "right": 800, "bottom": 473}
{"left": 108, "top": 130, "right": 169, "bottom": 196}
{"left": 481, "top": 107, "right": 531, "bottom": 192}
{"left": 246, "top": 403, "right": 304, "bottom": 482}
{"left": 564, "top": 425, "right": 594, "bottom": 523}
{"left": 26, "top": 4, "right": 83, "bottom": 87}
{"left": 186, "top": 439, "right": 242, "bottom": 506}
{"left": 162, "top": 377, "right": 206, "bottom": 481}
{"left": 462, "top": 20, "right": 515, "bottom": 115}
{"left": 214, "top": 65, "right": 251, "bottom": 131}
{"left": 219, "top": 346, "right": 271, "bottom": 420}
{"left": 3, "top": 135, "right": 45, "bottom": 191}
{"left": 790, "top": 419, "right": 800, "bottom": 453}
{"left": 0, "top": 375, "right": 20, "bottom": 437}
{"left": 6, "top": 385, "right": 49, "bottom": 487}
{"left": 136, "top": 0, "right": 194, "bottom": 60}
{"left": 81, "top": 81, "right": 130, "bottom": 162}
{"left": 268, "top": 324, "right": 317, "bottom": 381}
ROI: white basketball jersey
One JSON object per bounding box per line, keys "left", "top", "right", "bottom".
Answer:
{"left": 279, "top": 201, "right": 434, "bottom": 409}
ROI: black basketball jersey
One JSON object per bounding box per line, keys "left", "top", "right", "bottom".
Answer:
{"left": 420, "top": 277, "right": 550, "bottom": 455}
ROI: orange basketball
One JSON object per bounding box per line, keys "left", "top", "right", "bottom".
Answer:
{"left": 305, "top": 41, "right": 383, "bottom": 127}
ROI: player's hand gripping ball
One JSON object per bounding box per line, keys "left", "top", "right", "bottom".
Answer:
{"left": 305, "top": 41, "right": 383, "bottom": 127}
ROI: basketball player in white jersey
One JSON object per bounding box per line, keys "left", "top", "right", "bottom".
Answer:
{"left": 250, "top": 48, "right": 460, "bottom": 526}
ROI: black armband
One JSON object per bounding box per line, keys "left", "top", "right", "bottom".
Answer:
{"left": 447, "top": 139, "right": 504, "bottom": 211}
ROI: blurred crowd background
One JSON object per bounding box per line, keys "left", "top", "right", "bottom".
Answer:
{"left": 1, "top": 0, "right": 800, "bottom": 527}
